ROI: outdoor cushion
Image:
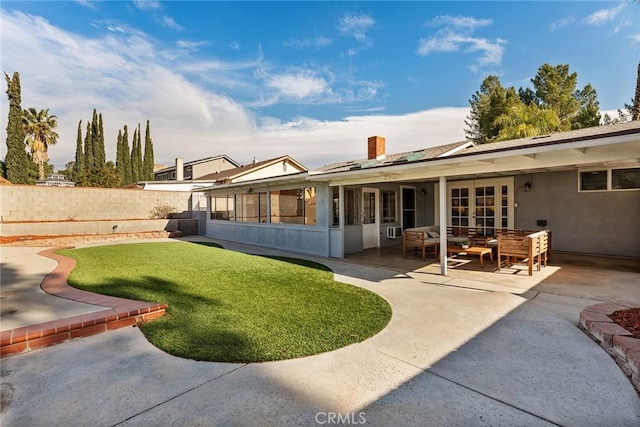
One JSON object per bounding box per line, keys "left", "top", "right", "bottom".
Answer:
{"left": 427, "top": 231, "right": 439, "bottom": 238}
{"left": 448, "top": 236, "right": 469, "bottom": 244}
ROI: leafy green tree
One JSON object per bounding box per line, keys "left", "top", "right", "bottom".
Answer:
{"left": 602, "top": 102, "right": 634, "bottom": 125}
{"left": 573, "top": 84, "right": 601, "bottom": 129}
{"left": 466, "top": 64, "right": 602, "bottom": 143}
{"left": 121, "top": 125, "right": 132, "bottom": 185}
{"left": 518, "top": 87, "right": 538, "bottom": 106}
{"left": 91, "top": 109, "right": 105, "bottom": 167}
{"left": 4, "top": 72, "right": 30, "bottom": 184}
{"left": 531, "top": 64, "right": 601, "bottom": 130}
{"left": 143, "top": 120, "right": 154, "bottom": 180}
{"left": 115, "top": 129, "right": 125, "bottom": 183}
{"left": 83, "top": 121, "right": 93, "bottom": 170}
{"left": 494, "top": 103, "right": 562, "bottom": 140}
{"left": 531, "top": 64, "right": 580, "bottom": 127}
{"left": 465, "top": 75, "right": 520, "bottom": 144}
{"left": 22, "top": 107, "right": 59, "bottom": 179}
{"left": 76, "top": 163, "right": 121, "bottom": 188}
{"left": 75, "top": 120, "right": 84, "bottom": 177}
{"left": 58, "top": 161, "right": 76, "bottom": 181}
{"left": 131, "top": 124, "right": 143, "bottom": 183}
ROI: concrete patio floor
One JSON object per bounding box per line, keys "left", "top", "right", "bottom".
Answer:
{"left": 1, "top": 238, "right": 639, "bottom": 426}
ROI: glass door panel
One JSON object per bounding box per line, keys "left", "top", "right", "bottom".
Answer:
{"left": 474, "top": 186, "right": 495, "bottom": 237}
{"left": 450, "top": 188, "right": 470, "bottom": 227}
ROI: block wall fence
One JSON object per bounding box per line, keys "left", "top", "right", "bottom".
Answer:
{"left": 0, "top": 185, "right": 193, "bottom": 222}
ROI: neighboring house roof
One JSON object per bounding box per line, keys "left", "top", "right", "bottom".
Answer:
{"left": 154, "top": 154, "right": 240, "bottom": 174}
{"left": 197, "top": 155, "right": 308, "bottom": 183}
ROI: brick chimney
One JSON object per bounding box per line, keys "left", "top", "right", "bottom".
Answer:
{"left": 175, "top": 157, "right": 184, "bottom": 181}
{"left": 367, "top": 136, "right": 386, "bottom": 160}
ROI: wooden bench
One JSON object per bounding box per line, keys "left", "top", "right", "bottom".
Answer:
{"left": 497, "top": 230, "right": 549, "bottom": 275}
{"left": 402, "top": 230, "right": 438, "bottom": 260}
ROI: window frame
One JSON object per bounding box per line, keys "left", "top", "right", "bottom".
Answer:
{"left": 381, "top": 190, "right": 397, "bottom": 223}
{"left": 578, "top": 167, "right": 640, "bottom": 192}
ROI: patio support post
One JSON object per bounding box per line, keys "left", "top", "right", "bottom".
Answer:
{"left": 439, "top": 176, "right": 448, "bottom": 276}
{"left": 339, "top": 185, "right": 345, "bottom": 230}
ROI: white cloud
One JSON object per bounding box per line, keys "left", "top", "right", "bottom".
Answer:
{"left": 162, "top": 16, "right": 183, "bottom": 31}
{"left": 265, "top": 71, "right": 329, "bottom": 101}
{"left": 417, "top": 16, "right": 506, "bottom": 71}
{"left": 229, "top": 41, "right": 240, "bottom": 50}
{"left": 630, "top": 33, "right": 640, "bottom": 44}
{"left": 426, "top": 15, "right": 492, "bottom": 31}
{"left": 583, "top": 2, "right": 625, "bottom": 26}
{"left": 75, "top": 1, "right": 98, "bottom": 10}
{"left": 176, "top": 40, "right": 209, "bottom": 51}
{"left": 284, "top": 36, "right": 332, "bottom": 49}
{"left": 252, "top": 108, "right": 469, "bottom": 168}
{"left": 337, "top": 13, "right": 375, "bottom": 43}
{"left": 134, "top": 1, "right": 161, "bottom": 11}
{"left": 0, "top": 9, "right": 467, "bottom": 172}
{"left": 549, "top": 16, "right": 575, "bottom": 31}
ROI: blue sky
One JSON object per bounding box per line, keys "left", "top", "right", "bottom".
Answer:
{"left": 1, "top": 1, "right": 638, "bottom": 171}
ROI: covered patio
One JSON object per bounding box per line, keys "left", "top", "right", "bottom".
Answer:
{"left": 343, "top": 244, "right": 640, "bottom": 323}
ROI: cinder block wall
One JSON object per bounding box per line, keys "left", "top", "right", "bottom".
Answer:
{"left": 0, "top": 185, "right": 193, "bottom": 222}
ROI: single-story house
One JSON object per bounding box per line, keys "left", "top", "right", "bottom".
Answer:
{"left": 201, "top": 121, "right": 640, "bottom": 272}
{"left": 35, "top": 174, "right": 75, "bottom": 187}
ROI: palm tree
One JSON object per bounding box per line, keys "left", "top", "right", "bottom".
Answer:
{"left": 22, "top": 108, "right": 59, "bottom": 179}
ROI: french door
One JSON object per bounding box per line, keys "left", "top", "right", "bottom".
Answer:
{"left": 362, "top": 188, "right": 380, "bottom": 249}
{"left": 448, "top": 178, "right": 513, "bottom": 236}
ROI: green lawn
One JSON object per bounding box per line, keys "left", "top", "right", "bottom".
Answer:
{"left": 59, "top": 242, "right": 391, "bottom": 362}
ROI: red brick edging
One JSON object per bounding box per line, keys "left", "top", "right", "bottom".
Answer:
{"left": 0, "top": 247, "right": 167, "bottom": 357}
{"left": 579, "top": 302, "right": 640, "bottom": 394}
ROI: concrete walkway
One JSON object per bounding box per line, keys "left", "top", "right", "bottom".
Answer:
{"left": 1, "top": 239, "right": 639, "bottom": 425}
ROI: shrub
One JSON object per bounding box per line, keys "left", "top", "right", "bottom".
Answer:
{"left": 150, "top": 203, "right": 176, "bottom": 219}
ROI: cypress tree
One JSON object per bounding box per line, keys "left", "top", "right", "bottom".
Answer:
{"left": 75, "top": 120, "right": 84, "bottom": 177}
{"left": 136, "top": 123, "right": 143, "bottom": 180}
{"left": 3, "top": 72, "right": 30, "bottom": 184}
{"left": 122, "top": 125, "right": 132, "bottom": 185}
{"left": 115, "top": 129, "right": 124, "bottom": 183}
{"left": 143, "top": 120, "right": 154, "bottom": 180}
{"left": 131, "top": 126, "right": 140, "bottom": 183}
{"left": 95, "top": 112, "right": 106, "bottom": 167}
{"left": 84, "top": 121, "right": 93, "bottom": 169}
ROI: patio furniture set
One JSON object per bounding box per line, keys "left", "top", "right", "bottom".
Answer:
{"left": 402, "top": 226, "right": 550, "bottom": 276}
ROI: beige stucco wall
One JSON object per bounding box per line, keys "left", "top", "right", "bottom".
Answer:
{"left": 0, "top": 185, "right": 192, "bottom": 222}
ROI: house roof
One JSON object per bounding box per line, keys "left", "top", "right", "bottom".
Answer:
{"left": 197, "top": 155, "right": 307, "bottom": 182}
{"left": 154, "top": 154, "right": 240, "bottom": 173}
{"left": 316, "top": 140, "right": 472, "bottom": 173}
{"left": 202, "top": 121, "right": 639, "bottom": 191}
{"left": 310, "top": 121, "right": 640, "bottom": 178}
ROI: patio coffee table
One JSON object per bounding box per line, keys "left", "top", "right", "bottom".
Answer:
{"left": 447, "top": 246, "right": 493, "bottom": 268}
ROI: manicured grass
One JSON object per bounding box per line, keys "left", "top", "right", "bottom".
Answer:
{"left": 59, "top": 242, "right": 391, "bottom": 362}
